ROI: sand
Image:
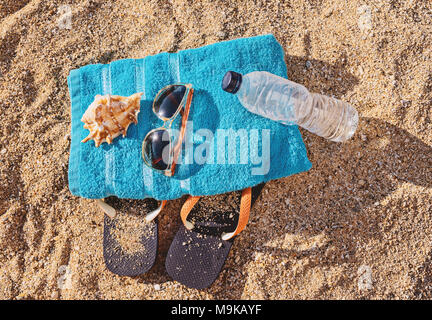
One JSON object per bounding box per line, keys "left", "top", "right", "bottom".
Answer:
{"left": 104, "top": 197, "right": 157, "bottom": 256}
{"left": 0, "top": 0, "right": 431, "bottom": 300}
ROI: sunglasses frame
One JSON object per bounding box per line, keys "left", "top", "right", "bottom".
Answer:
{"left": 142, "top": 83, "right": 194, "bottom": 177}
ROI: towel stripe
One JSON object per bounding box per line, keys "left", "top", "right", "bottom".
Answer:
{"left": 102, "top": 64, "right": 116, "bottom": 196}
{"left": 169, "top": 54, "right": 180, "bottom": 82}
{"left": 101, "top": 65, "right": 110, "bottom": 94}
{"left": 136, "top": 58, "right": 153, "bottom": 196}
{"left": 169, "top": 53, "right": 191, "bottom": 193}
{"left": 68, "top": 69, "right": 82, "bottom": 196}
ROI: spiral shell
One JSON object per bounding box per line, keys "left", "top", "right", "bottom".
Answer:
{"left": 81, "top": 93, "right": 143, "bottom": 147}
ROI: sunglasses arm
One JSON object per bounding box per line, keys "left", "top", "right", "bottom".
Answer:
{"left": 169, "top": 88, "right": 194, "bottom": 176}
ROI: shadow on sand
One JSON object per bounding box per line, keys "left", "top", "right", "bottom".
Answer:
{"left": 103, "top": 37, "right": 431, "bottom": 298}
{"left": 206, "top": 116, "right": 431, "bottom": 298}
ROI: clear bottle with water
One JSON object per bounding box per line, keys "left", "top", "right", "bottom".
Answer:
{"left": 222, "top": 71, "right": 358, "bottom": 142}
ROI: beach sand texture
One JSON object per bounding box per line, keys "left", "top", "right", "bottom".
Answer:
{"left": 0, "top": 0, "right": 431, "bottom": 299}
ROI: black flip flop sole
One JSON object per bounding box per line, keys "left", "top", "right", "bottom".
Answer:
{"left": 165, "top": 224, "right": 233, "bottom": 289}
{"left": 103, "top": 197, "right": 159, "bottom": 277}
{"left": 165, "top": 183, "right": 265, "bottom": 289}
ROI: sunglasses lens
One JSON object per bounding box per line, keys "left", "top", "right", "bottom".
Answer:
{"left": 154, "top": 85, "right": 186, "bottom": 119}
{"left": 143, "top": 129, "right": 171, "bottom": 171}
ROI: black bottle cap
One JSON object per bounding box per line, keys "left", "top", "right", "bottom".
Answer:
{"left": 222, "top": 71, "right": 243, "bottom": 94}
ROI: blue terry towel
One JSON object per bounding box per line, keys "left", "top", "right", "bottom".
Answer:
{"left": 67, "top": 34, "right": 312, "bottom": 200}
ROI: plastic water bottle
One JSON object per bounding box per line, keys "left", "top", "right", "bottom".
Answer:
{"left": 222, "top": 71, "right": 358, "bottom": 142}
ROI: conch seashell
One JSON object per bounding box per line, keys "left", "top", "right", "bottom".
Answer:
{"left": 81, "top": 93, "right": 143, "bottom": 147}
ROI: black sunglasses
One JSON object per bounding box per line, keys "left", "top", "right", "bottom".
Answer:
{"left": 142, "top": 83, "right": 194, "bottom": 176}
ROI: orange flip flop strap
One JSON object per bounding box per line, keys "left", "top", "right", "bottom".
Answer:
{"left": 223, "top": 187, "right": 252, "bottom": 240}
{"left": 161, "top": 200, "right": 167, "bottom": 209}
{"left": 180, "top": 188, "right": 252, "bottom": 239}
{"left": 180, "top": 195, "right": 201, "bottom": 229}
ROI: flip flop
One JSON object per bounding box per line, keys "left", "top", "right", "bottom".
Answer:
{"left": 99, "top": 197, "right": 166, "bottom": 277}
{"left": 165, "top": 183, "right": 265, "bottom": 289}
